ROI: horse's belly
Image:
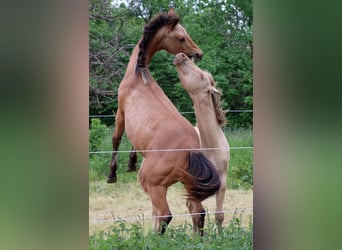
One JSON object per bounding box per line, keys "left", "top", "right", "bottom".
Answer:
{"left": 125, "top": 111, "right": 197, "bottom": 151}
{"left": 124, "top": 108, "right": 161, "bottom": 149}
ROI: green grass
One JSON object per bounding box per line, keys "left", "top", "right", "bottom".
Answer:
{"left": 89, "top": 216, "right": 253, "bottom": 250}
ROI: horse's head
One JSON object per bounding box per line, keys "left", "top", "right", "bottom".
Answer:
{"left": 161, "top": 10, "right": 203, "bottom": 62}
{"left": 136, "top": 10, "right": 203, "bottom": 83}
{"left": 173, "top": 53, "right": 216, "bottom": 94}
{"left": 174, "top": 52, "right": 226, "bottom": 125}
{"left": 139, "top": 9, "right": 203, "bottom": 66}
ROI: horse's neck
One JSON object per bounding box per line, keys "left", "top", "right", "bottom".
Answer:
{"left": 190, "top": 92, "right": 226, "bottom": 148}
{"left": 124, "top": 42, "right": 158, "bottom": 79}
{"left": 123, "top": 43, "right": 181, "bottom": 115}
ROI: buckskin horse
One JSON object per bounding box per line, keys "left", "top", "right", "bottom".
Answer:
{"left": 107, "top": 10, "right": 220, "bottom": 235}
{"left": 173, "top": 52, "right": 230, "bottom": 228}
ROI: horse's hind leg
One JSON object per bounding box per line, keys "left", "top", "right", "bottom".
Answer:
{"left": 215, "top": 175, "right": 227, "bottom": 227}
{"left": 148, "top": 186, "right": 172, "bottom": 235}
{"left": 127, "top": 146, "right": 137, "bottom": 172}
{"left": 107, "top": 109, "right": 125, "bottom": 183}
{"left": 186, "top": 199, "right": 206, "bottom": 236}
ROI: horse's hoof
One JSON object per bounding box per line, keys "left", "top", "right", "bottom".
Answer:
{"left": 126, "top": 167, "right": 136, "bottom": 172}
{"left": 107, "top": 177, "right": 117, "bottom": 183}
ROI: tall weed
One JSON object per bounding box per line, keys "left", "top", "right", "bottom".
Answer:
{"left": 89, "top": 119, "right": 112, "bottom": 180}
{"left": 226, "top": 128, "right": 253, "bottom": 189}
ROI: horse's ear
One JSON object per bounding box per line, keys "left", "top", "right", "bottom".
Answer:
{"left": 205, "top": 71, "right": 220, "bottom": 94}
{"left": 210, "top": 85, "right": 222, "bottom": 95}
{"left": 167, "top": 8, "right": 179, "bottom": 29}
{"left": 168, "top": 8, "right": 175, "bottom": 16}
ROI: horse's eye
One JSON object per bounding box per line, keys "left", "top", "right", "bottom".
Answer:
{"left": 179, "top": 37, "right": 185, "bottom": 42}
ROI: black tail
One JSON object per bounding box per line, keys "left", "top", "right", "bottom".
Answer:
{"left": 183, "top": 152, "right": 221, "bottom": 201}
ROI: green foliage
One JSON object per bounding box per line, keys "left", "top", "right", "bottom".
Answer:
{"left": 89, "top": 119, "right": 112, "bottom": 180}
{"left": 229, "top": 149, "right": 253, "bottom": 189}
{"left": 89, "top": 118, "right": 108, "bottom": 152}
{"left": 225, "top": 127, "right": 253, "bottom": 189}
{"left": 89, "top": 216, "right": 253, "bottom": 249}
{"left": 89, "top": 4, "right": 144, "bottom": 118}
{"left": 187, "top": 0, "right": 253, "bottom": 127}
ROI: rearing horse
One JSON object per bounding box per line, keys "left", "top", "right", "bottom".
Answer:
{"left": 173, "top": 53, "right": 230, "bottom": 228}
{"left": 107, "top": 10, "right": 220, "bottom": 235}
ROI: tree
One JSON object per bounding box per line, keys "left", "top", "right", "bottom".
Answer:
{"left": 89, "top": 0, "right": 253, "bottom": 127}
{"left": 182, "top": 0, "right": 253, "bottom": 127}
{"left": 89, "top": 0, "right": 143, "bottom": 121}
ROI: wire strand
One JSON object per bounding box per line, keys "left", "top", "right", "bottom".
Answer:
{"left": 90, "top": 208, "right": 253, "bottom": 223}
{"left": 89, "top": 110, "right": 253, "bottom": 118}
{"left": 89, "top": 146, "right": 252, "bottom": 154}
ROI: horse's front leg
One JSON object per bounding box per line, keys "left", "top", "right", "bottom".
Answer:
{"left": 127, "top": 146, "right": 137, "bottom": 172}
{"left": 186, "top": 199, "right": 206, "bottom": 236}
{"left": 107, "top": 109, "right": 125, "bottom": 183}
{"left": 107, "top": 135, "right": 121, "bottom": 183}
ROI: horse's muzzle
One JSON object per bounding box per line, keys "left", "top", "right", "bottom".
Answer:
{"left": 194, "top": 52, "right": 203, "bottom": 62}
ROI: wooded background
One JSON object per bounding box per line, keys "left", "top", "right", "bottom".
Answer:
{"left": 89, "top": 0, "right": 253, "bottom": 127}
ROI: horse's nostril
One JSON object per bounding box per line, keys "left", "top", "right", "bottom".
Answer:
{"left": 196, "top": 53, "right": 203, "bottom": 60}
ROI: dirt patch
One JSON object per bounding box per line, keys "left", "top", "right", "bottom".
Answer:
{"left": 89, "top": 181, "right": 252, "bottom": 234}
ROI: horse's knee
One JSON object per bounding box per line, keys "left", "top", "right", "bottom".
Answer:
{"left": 219, "top": 177, "right": 227, "bottom": 191}
{"left": 112, "top": 135, "right": 122, "bottom": 148}
{"left": 127, "top": 150, "right": 137, "bottom": 171}
{"left": 186, "top": 199, "right": 193, "bottom": 211}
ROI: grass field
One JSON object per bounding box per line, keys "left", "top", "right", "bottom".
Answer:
{"left": 89, "top": 121, "right": 253, "bottom": 249}
{"left": 89, "top": 178, "right": 253, "bottom": 249}
{"left": 89, "top": 180, "right": 252, "bottom": 234}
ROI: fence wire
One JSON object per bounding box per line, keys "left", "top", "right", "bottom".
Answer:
{"left": 89, "top": 110, "right": 253, "bottom": 118}
{"left": 89, "top": 146, "right": 252, "bottom": 154}
{"left": 90, "top": 208, "right": 253, "bottom": 224}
